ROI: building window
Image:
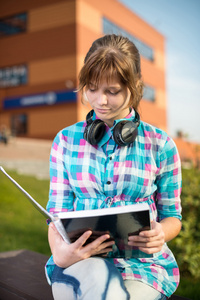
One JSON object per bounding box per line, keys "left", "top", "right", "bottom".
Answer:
{"left": 103, "top": 17, "right": 154, "bottom": 61}
{"left": 0, "top": 64, "right": 28, "bottom": 88}
{"left": 11, "top": 114, "right": 27, "bottom": 136}
{"left": 143, "top": 85, "right": 155, "bottom": 102}
{"left": 0, "top": 13, "right": 27, "bottom": 37}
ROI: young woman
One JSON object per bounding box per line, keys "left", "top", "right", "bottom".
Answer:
{"left": 45, "top": 34, "right": 182, "bottom": 300}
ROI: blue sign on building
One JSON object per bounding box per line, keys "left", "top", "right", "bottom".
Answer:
{"left": 3, "top": 90, "right": 77, "bottom": 109}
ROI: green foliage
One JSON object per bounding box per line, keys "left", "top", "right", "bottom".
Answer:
{"left": 169, "top": 167, "right": 200, "bottom": 280}
{"left": 0, "top": 169, "right": 51, "bottom": 256}
{"left": 175, "top": 277, "right": 200, "bottom": 300}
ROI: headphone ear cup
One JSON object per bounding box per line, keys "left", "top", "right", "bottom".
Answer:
{"left": 85, "top": 119, "right": 106, "bottom": 145}
{"left": 113, "top": 121, "right": 138, "bottom": 146}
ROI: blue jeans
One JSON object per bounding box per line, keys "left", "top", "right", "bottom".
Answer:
{"left": 51, "top": 257, "right": 167, "bottom": 300}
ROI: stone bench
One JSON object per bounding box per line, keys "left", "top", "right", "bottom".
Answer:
{"left": 0, "top": 249, "right": 190, "bottom": 300}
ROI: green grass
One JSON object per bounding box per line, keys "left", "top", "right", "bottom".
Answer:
{"left": 0, "top": 169, "right": 51, "bottom": 256}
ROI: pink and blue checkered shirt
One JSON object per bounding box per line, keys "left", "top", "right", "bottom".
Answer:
{"left": 45, "top": 109, "right": 182, "bottom": 297}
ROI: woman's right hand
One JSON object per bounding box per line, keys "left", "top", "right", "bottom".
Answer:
{"left": 48, "top": 223, "right": 114, "bottom": 268}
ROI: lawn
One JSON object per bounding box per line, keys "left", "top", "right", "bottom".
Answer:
{"left": 0, "top": 169, "right": 51, "bottom": 256}
{"left": 1, "top": 169, "right": 199, "bottom": 299}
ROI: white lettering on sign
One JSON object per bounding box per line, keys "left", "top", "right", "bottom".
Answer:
{"left": 20, "top": 92, "right": 57, "bottom": 106}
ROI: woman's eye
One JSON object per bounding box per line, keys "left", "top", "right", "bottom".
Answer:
{"left": 89, "top": 88, "right": 96, "bottom": 92}
{"left": 108, "top": 90, "right": 120, "bottom": 95}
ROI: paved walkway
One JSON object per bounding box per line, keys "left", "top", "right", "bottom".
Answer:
{"left": 0, "top": 137, "right": 52, "bottom": 179}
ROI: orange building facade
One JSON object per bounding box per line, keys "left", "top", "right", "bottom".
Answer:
{"left": 0, "top": 0, "right": 166, "bottom": 139}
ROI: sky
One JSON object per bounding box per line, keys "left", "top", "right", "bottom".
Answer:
{"left": 119, "top": 0, "right": 200, "bottom": 143}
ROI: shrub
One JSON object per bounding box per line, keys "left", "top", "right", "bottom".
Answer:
{"left": 168, "top": 167, "right": 200, "bottom": 279}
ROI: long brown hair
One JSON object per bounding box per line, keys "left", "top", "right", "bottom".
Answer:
{"left": 78, "top": 34, "right": 144, "bottom": 110}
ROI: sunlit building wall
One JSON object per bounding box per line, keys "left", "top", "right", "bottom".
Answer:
{"left": 0, "top": 0, "right": 166, "bottom": 139}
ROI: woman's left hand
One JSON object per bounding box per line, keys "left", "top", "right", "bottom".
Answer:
{"left": 128, "top": 221, "right": 165, "bottom": 254}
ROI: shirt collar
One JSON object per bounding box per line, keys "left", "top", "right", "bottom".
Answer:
{"left": 92, "top": 108, "right": 136, "bottom": 124}
{"left": 111, "top": 108, "right": 136, "bottom": 129}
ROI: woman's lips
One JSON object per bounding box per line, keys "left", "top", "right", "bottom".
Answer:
{"left": 96, "top": 108, "right": 110, "bottom": 114}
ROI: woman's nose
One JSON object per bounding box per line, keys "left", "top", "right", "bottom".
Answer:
{"left": 97, "top": 93, "right": 107, "bottom": 105}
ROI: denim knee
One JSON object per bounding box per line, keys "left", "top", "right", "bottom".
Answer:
{"left": 51, "top": 258, "right": 129, "bottom": 300}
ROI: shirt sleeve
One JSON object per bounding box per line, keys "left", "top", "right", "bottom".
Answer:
{"left": 46, "top": 131, "right": 75, "bottom": 214}
{"left": 155, "top": 136, "right": 182, "bottom": 221}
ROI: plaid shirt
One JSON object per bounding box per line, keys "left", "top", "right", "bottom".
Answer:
{"left": 45, "top": 110, "right": 182, "bottom": 297}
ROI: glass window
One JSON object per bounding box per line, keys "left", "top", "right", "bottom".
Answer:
{"left": 0, "top": 64, "right": 28, "bottom": 88}
{"left": 103, "top": 17, "right": 154, "bottom": 61}
{"left": 0, "top": 13, "right": 27, "bottom": 37}
{"left": 143, "top": 85, "right": 155, "bottom": 102}
{"left": 11, "top": 114, "right": 27, "bottom": 136}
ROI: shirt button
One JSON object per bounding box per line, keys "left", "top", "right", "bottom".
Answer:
{"left": 106, "top": 197, "right": 113, "bottom": 205}
{"left": 106, "top": 181, "right": 111, "bottom": 185}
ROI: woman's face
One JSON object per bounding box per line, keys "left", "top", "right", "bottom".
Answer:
{"left": 85, "top": 77, "right": 131, "bottom": 127}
